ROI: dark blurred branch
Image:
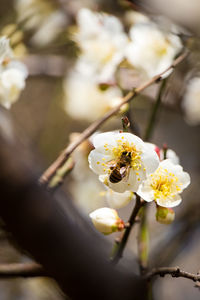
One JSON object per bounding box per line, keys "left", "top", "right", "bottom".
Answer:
{"left": 145, "top": 266, "right": 200, "bottom": 282}
{"left": 0, "top": 263, "right": 44, "bottom": 278}
{"left": 111, "top": 195, "right": 143, "bottom": 264}
{"left": 138, "top": 205, "right": 149, "bottom": 275}
{"left": 39, "top": 50, "right": 189, "bottom": 186}
{"left": 0, "top": 131, "right": 146, "bottom": 300}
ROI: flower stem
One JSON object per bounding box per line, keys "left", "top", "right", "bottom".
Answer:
{"left": 111, "top": 194, "right": 143, "bottom": 264}
{"left": 144, "top": 79, "right": 167, "bottom": 142}
{"left": 138, "top": 205, "right": 149, "bottom": 275}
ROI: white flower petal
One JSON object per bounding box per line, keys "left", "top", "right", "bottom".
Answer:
{"left": 137, "top": 184, "right": 155, "bottom": 202}
{"left": 141, "top": 144, "right": 160, "bottom": 174}
{"left": 93, "top": 132, "right": 117, "bottom": 148}
{"left": 88, "top": 150, "right": 111, "bottom": 175}
{"left": 114, "top": 132, "right": 144, "bottom": 147}
{"left": 178, "top": 171, "right": 191, "bottom": 190}
{"left": 157, "top": 194, "right": 182, "bottom": 208}
{"left": 106, "top": 189, "right": 134, "bottom": 209}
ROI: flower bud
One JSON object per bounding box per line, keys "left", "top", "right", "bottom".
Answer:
{"left": 156, "top": 206, "right": 175, "bottom": 224}
{"left": 89, "top": 207, "right": 124, "bottom": 235}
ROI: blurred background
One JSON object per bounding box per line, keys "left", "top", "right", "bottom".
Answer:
{"left": 0, "top": 0, "right": 200, "bottom": 299}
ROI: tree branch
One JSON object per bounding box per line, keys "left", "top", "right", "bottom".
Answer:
{"left": 111, "top": 195, "right": 144, "bottom": 264}
{"left": 145, "top": 266, "right": 200, "bottom": 282}
{"left": 0, "top": 132, "right": 147, "bottom": 300}
{"left": 39, "top": 50, "right": 189, "bottom": 186}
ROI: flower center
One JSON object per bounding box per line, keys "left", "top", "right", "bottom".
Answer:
{"left": 150, "top": 168, "right": 181, "bottom": 200}
{"left": 152, "top": 38, "right": 169, "bottom": 57}
{"left": 110, "top": 138, "right": 142, "bottom": 170}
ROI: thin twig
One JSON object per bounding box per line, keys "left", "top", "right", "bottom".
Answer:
{"left": 39, "top": 50, "right": 189, "bottom": 185}
{"left": 144, "top": 78, "right": 167, "bottom": 141}
{"left": 111, "top": 195, "right": 144, "bottom": 264}
{"left": 137, "top": 78, "right": 168, "bottom": 276}
{"left": 145, "top": 267, "right": 200, "bottom": 282}
{"left": 0, "top": 263, "right": 45, "bottom": 278}
{"left": 138, "top": 205, "right": 149, "bottom": 275}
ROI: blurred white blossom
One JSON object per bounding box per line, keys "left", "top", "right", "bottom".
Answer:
{"left": 15, "top": 0, "right": 66, "bottom": 47}
{"left": 125, "top": 23, "right": 182, "bottom": 78}
{"left": 75, "top": 8, "right": 128, "bottom": 82}
{"left": 182, "top": 77, "right": 200, "bottom": 125}
{"left": 105, "top": 189, "right": 135, "bottom": 209}
{"left": 137, "top": 159, "right": 190, "bottom": 208}
{"left": 0, "top": 37, "right": 28, "bottom": 109}
{"left": 63, "top": 70, "right": 125, "bottom": 122}
{"left": 89, "top": 207, "right": 124, "bottom": 234}
{"left": 70, "top": 177, "right": 107, "bottom": 214}
{"left": 88, "top": 132, "right": 159, "bottom": 193}
{"left": 124, "top": 10, "right": 150, "bottom": 27}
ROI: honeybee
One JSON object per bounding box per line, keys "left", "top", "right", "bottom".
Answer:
{"left": 108, "top": 151, "right": 132, "bottom": 183}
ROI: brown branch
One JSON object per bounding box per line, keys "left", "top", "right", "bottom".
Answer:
{"left": 39, "top": 50, "right": 189, "bottom": 185}
{"left": 0, "top": 263, "right": 45, "bottom": 278}
{"left": 111, "top": 195, "right": 144, "bottom": 264}
{"left": 145, "top": 267, "right": 200, "bottom": 282}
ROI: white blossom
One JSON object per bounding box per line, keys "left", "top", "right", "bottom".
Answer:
{"left": 105, "top": 189, "right": 134, "bottom": 209}
{"left": 15, "top": 0, "right": 66, "bottom": 47}
{"left": 31, "top": 11, "right": 66, "bottom": 47}
{"left": 182, "top": 77, "right": 200, "bottom": 125}
{"left": 70, "top": 178, "right": 107, "bottom": 214}
{"left": 125, "top": 23, "right": 182, "bottom": 79}
{"left": 75, "top": 8, "right": 128, "bottom": 82}
{"left": 88, "top": 132, "right": 159, "bottom": 193}
{"left": 89, "top": 207, "right": 124, "bottom": 234}
{"left": 137, "top": 159, "right": 190, "bottom": 208}
{"left": 63, "top": 70, "right": 125, "bottom": 122}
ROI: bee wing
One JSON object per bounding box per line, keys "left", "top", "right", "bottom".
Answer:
{"left": 120, "top": 166, "right": 128, "bottom": 177}
{"left": 107, "top": 160, "right": 117, "bottom": 169}
{"left": 120, "top": 166, "right": 130, "bottom": 181}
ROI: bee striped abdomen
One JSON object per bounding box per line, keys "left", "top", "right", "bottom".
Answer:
{"left": 109, "top": 167, "right": 122, "bottom": 183}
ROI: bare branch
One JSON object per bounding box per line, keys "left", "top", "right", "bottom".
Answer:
{"left": 39, "top": 50, "right": 189, "bottom": 186}
{"left": 111, "top": 195, "right": 144, "bottom": 264}
{"left": 145, "top": 267, "right": 200, "bottom": 282}
{"left": 0, "top": 263, "right": 45, "bottom": 278}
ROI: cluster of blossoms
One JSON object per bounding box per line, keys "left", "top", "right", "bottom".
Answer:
{"left": 15, "top": 0, "right": 66, "bottom": 47}
{"left": 88, "top": 132, "right": 190, "bottom": 234}
{"left": 63, "top": 8, "right": 182, "bottom": 122}
{"left": 0, "top": 37, "right": 28, "bottom": 109}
